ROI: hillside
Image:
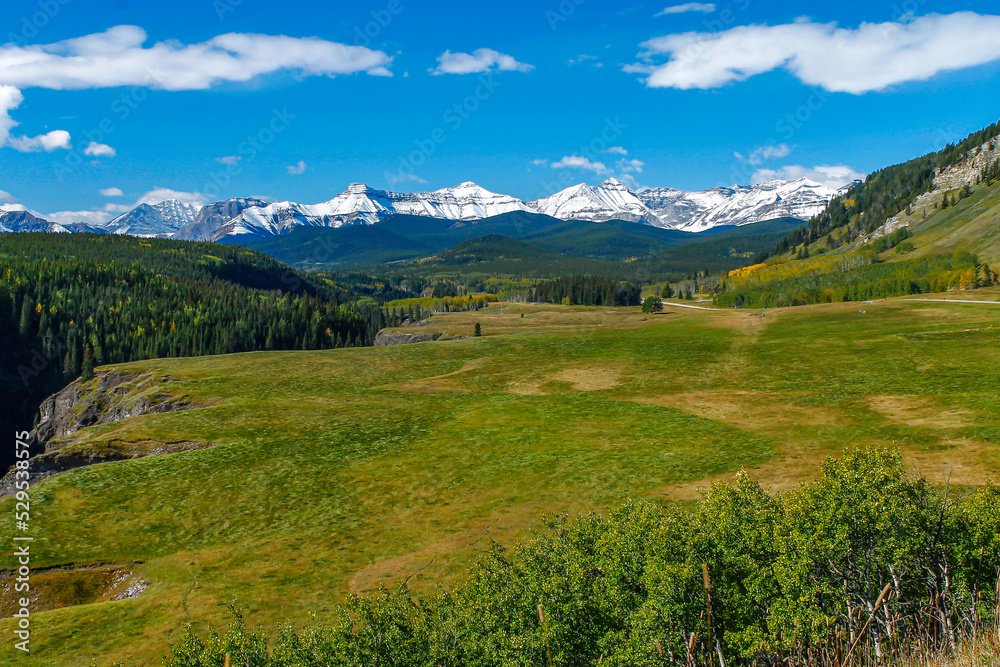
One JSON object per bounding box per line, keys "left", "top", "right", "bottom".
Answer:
{"left": 398, "top": 233, "right": 625, "bottom": 276}
{"left": 769, "top": 120, "right": 1000, "bottom": 259}
{"left": 0, "top": 233, "right": 379, "bottom": 473}
{"left": 231, "top": 223, "right": 436, "bottom": 268}
{"left": 3, "top": 296, "right": 1000, "bottom": 665}
{"left": 712, "top": 121, "right": 1000, "bottom": 308}
{"left": 236, "top": 211, "right": 801, "bottom": 282}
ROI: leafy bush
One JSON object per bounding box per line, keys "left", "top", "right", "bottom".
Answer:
{"left": 157, "top": 448, "right": 1000, "bottom": 666}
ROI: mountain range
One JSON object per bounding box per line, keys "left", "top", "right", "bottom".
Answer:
{"left": 0, "top": 176, "right": 842, "bottom": 241}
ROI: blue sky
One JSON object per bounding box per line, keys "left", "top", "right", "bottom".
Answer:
{"left": 1, "top": 0, "right": 999, "bottom": 223}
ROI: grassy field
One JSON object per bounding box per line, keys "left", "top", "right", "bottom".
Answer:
{"left": 3, "top": 295, "right": 1000, "bottom": 665}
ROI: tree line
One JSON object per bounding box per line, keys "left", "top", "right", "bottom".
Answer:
{"left": 0, "top": 234, "right": 413, "bottom": 472}
{"left": 715, "top": 252, "right": 993, "bottom": 309}
{"left": 768, "top": 120, "right": 1000, "bottom": 258}
{"left": 157, "top": 448, "right": 1000, "bottom": 666}
{"left": 527, "top": 276, "right": 642, "bottom": 307}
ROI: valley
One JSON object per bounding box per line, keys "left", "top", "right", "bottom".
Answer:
{"left": 3, "top": 294, "right": 1000, "bottom": 665}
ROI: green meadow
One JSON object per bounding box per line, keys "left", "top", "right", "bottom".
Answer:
{"left": 2, "top": 295, "right": 1000, "bottom": 665}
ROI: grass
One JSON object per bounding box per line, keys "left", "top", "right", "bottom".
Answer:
{"left": 2, "top": 296, "right": 1000, "bottom": 665}
{"left": 893, "top": 176, "right": 1000, "bottom": 265}
{"left": 894, "top": 633, "right": 1000, "bottom": 666}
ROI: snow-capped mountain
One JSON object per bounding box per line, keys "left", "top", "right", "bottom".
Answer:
{"left": 186, "top": 182, "right": 535, "bottom": 241}
{"left": 6, "top": 176, "right": 842, "bottom": 242}
{"left": 173, "top": 198, "right": 271, "bottom": 242}
{"left": 104, "top": 199, "right": 200, "bottom": 238}
{"left": 221, "top": 184, "right": 398, "bottom": 239}
{"left": 527, "top": 178, "right": 662, "bottom": 225}
{"left": 389, "top": 182, "right": 533, "bottom": 220}
{"left": 0, "top": 209, "right": 70, "bottom": 234}
{"left": 525, "top": 177, "right": 836, "bottom": 231}
{"left": 640, "top": 178, "right": 839, "bottom": 232}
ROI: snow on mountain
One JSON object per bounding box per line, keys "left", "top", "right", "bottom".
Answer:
{"left": 389, "top": 182, "right": 533, "bottom": 220}
{"left": 0, "top": 210, "right": 70, "bottom": 234}
{"left": 526, "top": 177, "right": 836, "bottom": 231}
{"left": 104, "top": 199, "right": 200, "bottom": 238}
{"left": 19, "top": 176, "right": 841, "bottom": 243}
{"left": 527, "top": 178, "right": 662, "bottom": 225}
{"left": 173, "top": 197, "right": 271, "bottom": 242}
{"left": 642, "top": 178, "right": 838, "bottom": 232}
{"left": 234, "top": 183, "right": 398, "bottom": 235}
{"left": 210, "top": 182, "right": 534, "bottom": 241}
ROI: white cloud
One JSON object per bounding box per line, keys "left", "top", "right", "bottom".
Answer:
{"left": 432, "top": 48, "right": 533, "bottom": 75}
{"left": 46, "top": 188, "right": 203, "bottom": 226}
{"left": 752, "top": 164, "right": 864, "bottom": 189}
{"left": 9, "top": 130, "right": 71, "bottom": 152}
{"left": 629, "top": 12, "right": 1000, "bottom": 93}
{"left": 45, "top": 209, "right": 115, "bottom": 225}
{"left": 136, "top": 187, "right": 208, "bottom": 206}
{"left": 568, "top": 54, "right": 602, "bottom": 68}
{"left": 606, "top": 146, "right": 628, "bottom": 156}
{"left": 216, "top": 155, "right": 241, "bottom": 166}
{"left": 0, "top": 85, "right": 71, "bottom": 152}
{"left": 0, "top": 189, "right": 15, "bottom": 204}
{"left": 551, "top": 155, "right": 609, "bottom": 174}
{"left": 656, "top": 3, "right": 716, "bottom": 15}
{"left": 618, "top": 158, "right": 645, "bottom": 173}
{"left": 616, "top": 173, "right": 641, "bottom": 189}
{"left": 43, "top": 187, "right": 208, "bottom": 226}
{"left": 735, "top": 143, "right": 792, "bottom": 165}
{"left": 84, "top": 141, "right": 116, "bottom": 157}
{"left": 0, "top": 25, "right": 394, "bottom": 91}
{"left": 387, "top": 173, "right": 428, "bottom": 184}
{"left": 287, "top": 160, "right": 307, "bottom": 176}
{"left": 531, "top": 159, "right": 549, "bottom": 166}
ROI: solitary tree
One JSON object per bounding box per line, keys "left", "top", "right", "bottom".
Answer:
{"left": 81, "top": 347, "right": 95, "bottom": 382}
{"left": 474, "top": 322, "right": 482, "bottom": 337}
{"left": 642, "top": 296, "right": 664, "bottom": 314}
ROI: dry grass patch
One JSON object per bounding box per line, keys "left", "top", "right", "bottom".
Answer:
{"left": 632, "top": 390, "right": 844, "bottom": 432}
{"left": 868, "top": 395, "right": 976, "bottom": 430}
{"left": 382, "top": 358, "right": 487, "bottom": 394}
{"left": 549, "top": 367, "right": 621, "bottom": 392}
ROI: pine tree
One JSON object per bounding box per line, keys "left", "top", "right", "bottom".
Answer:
{"left": 19, "top": 296, "right": 33, "bottom": 336}
{"left": 474, "top": 322, "right": 482, "bottom": 337}
{"left": 81, "top": 347, "right": 95, "bottom": 381}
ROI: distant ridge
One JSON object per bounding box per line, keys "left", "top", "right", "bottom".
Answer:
{"left": 6, "top": 177, "right": 838, "bottom": 242}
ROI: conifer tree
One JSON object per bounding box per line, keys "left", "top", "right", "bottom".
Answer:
{"left": 81, "top": 347, "right": 95, "bottom": 381}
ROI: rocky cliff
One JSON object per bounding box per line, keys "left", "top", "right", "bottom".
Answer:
{"left": 0, "top": 371, "right": 208, "bottom": 496}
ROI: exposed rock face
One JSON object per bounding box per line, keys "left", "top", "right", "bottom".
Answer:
{"left": 172, "top": 197, "right": 270, "bottom": 241}
{"left": 373, "top": 331, "right": 470, "bottom": 346}
{"left": 0, "top": 371, "right": 207, "bottom": 496}
{"left": 872, "top": 139, "right": 1000, "bottom": 241}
